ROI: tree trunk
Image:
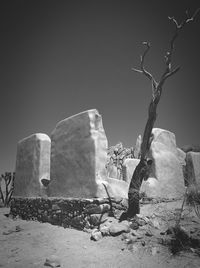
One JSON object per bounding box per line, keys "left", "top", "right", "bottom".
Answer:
{"left": 127, "top": 98, "right": 158, "bottom": 217}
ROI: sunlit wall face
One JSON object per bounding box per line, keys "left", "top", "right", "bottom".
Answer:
{"left": 1, "top": 0, "right": 200, "bottom": 173}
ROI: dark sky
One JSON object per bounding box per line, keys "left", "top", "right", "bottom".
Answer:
{"left": 0, "top": 0, "right": 200, "bottom": 173}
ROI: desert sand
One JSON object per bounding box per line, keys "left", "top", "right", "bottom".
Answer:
{"left": 1, "top": 200, "right": 200, "bottom": 268}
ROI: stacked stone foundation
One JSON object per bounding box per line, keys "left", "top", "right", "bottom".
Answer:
{"left": 10, "top": 197, "right": 127, "bottom": 230}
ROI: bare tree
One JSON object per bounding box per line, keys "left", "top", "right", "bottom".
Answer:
{"left": 126, "top": 8, "right": 200, "bottom": 218}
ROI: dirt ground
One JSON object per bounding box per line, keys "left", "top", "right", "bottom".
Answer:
{"left": 0, "top": 200, "right": 200, "bottom": 268}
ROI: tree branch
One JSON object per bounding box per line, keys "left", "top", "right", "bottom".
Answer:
{"left": 132, "top": 42, "right": 158, "bottom": 99}
{"left": 163, "top": 8, "right": 200, "bottom": 84}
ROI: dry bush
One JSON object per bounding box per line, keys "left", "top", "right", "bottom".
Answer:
{"left": 0, "top": 172, "right": 15, "bottom": 207}
{"left": 186, "top": 184, "right": 200, "bottom": 218}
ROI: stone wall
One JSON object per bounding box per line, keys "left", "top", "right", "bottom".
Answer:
{"left": 10, "top": 197, "right": 127, "bottom": 230}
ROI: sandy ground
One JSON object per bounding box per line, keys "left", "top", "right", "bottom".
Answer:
{"left": 0, "top": 201, "right": 200, "bottom": 268}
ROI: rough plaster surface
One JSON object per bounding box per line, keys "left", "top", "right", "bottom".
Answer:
{"left": 96, "top": 177, "right": 129, "bottom": 199}
{"left": 141, "top": 128, "right": 185, "bottom": 198}
{"left": 134, "top": 134, "right": 142, "bottom": 158}
{"left": 14, "top": 133, "right": 51, "bottom": 197}
{"left": 122, "top": 158, "right": 140, "bottom": 184}
{"left": 13, "top": 110, "right": 130, "bottom": 199}
{"left": 185, "top": 152, "right": 200, "bottom": 186}
{"left": 177, "top": 148, "right": 186, "bottom": 166}
{"left": 123, "top": 129, "right": 185, "bottom": 198}
{"left": 106, "top": 164, "right": 118, "bottom": 179}
{"left": 49, "top": 109, "right": 109, "bottom": 198}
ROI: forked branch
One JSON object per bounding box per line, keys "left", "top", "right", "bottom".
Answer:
{"left": 132, "top": 42, "right": 158, "bottom": 98}
{"left": 162, "top": 8, "right": 200, "bottom": 84}
{"left": 132, "top": 8, "right": 200, "bottom": 98}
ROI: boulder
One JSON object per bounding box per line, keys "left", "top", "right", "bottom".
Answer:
{"left": 49, "top": 109, "right": 108, "bottom": 198}
{"left": 14, "top": 133, "right": 51, "bottom": 197}
{"left": 49, "top": 109, "right": 127, "bottom": 198}
{"left": 44, "top": 255, "right": 61, "bottom": 267}
{"left": 109, "top": 220, "right": 130, "bottom": 236}
{"left": 100, "top": 225, "right": 110, "bottom": 236}
{"left": 149, "top": 128, "right": 178, "bottom": 155}
{"left": 88, "top": 213, "right": 108, "bottom": 226}
{"left": 185, "top": 152, "right": 200, "bottom": 186}
{"left": 91, "top": 229, "right": 102, "bottom": 241}
{"left": 140, "top": 128, "right": 185, "bottom": 199}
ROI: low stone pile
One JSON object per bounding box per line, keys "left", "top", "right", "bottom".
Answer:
{"left": 10, "top": 197, "right": 127, "bottom": 231}
{"left": 91, "top": 202, "right": 200, "bottom": 256}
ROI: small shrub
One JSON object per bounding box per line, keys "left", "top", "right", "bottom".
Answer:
{"left": 0, "top": 172, "right": 15, "bottom": 207}
{"left": 186, "top": 184, "right": 200, "bottom": 218}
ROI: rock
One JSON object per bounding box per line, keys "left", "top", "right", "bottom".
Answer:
{"left": 185, "top": 152, "right": 200, "bottom": 186}
{"left": 84, "top": 204, "right": 110, "bottom": 214}
{"left": 70, "top": 215, "right": 86, "bottom": 230}
{"left": 44, "top": 255, "right": 61, "bottom": 267}
{"left": 88, "top": 213, "right": 108, "bottom": 226}
{"left": 14, "top": 133, "right": 51, "bottom": 197}
{"left": 122, "top": 233, "right": 138, "bottom": 243}
{"left": 15, "top": 225, "right": 23, "bottom": 232}
{"left": 89, "top": 214, "right": 101, "bottom": 226}
{"left": 150, "top": 217, "right": 161, "bottom": 229}
{"left": 91, "top": 229, "right": 102, "bottom": 241}
{"left": 52, "top": 204, "right": 60, "bottom": 211}
{"left": 124, "top": 235, "right": 138, "bottom": 244}
{"left": 141, "top": 128, "right": 185, "bottom": 199}
{"left": 100, "top": 225, "right": 110, "bottom": 236}
{"left": 177, "top": 148, "right": 186, "bottom": 166}
{"left": 131, "top": 230, "right": 143, "bottom": 238}
{"left": 109, "top": 220, "right": 130, "bottom": 236}
{"left": 145, "top": 231, "right": 153, "bottom": 237}
{"left": 130, "top": 221, "right": 139, "bottom": 230}
{"left": 136, "top": 214, "right": 150, "bottom": 224}
{"left": 132, "top": 218, "right": 145, "bottom": 227}
{"left": 136, "top": 218, "right": 148, "bottom": 226}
